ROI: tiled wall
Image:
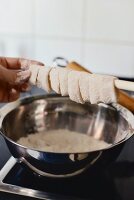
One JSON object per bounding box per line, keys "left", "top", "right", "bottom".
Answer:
{"left": 0, "top": 0, "right": 134, "bottom": 77}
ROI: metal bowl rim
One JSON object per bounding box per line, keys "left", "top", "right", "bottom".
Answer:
{"left": 0, "top": 94, "right": 134, "bottom": 154}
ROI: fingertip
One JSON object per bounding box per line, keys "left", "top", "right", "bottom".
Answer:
{"left": 30, "top": 60, "right": 45, "bottom": 66}
{"left": 20, "top": 59, "right": 44, "bottom": 70}
{"left": 9, "top": 88, "right": 20, "bottom": 102}
{"left": 19, "top": 59, "right": 30, "bottom": 70}
{"left": 21, "top": 83, "right": 31, "bottom": 92}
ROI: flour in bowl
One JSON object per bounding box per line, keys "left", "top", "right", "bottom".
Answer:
{"left": 17, "top": 129, "right": 111, "bottom": 153}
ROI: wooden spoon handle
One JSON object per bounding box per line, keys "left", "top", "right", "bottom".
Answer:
{"left": 67, "top": 61, "right": 134, "bottom": 112}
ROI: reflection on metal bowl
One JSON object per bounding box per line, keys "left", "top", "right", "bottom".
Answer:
{"left": 0, "top": 94, "right": 134, "bottom": 178}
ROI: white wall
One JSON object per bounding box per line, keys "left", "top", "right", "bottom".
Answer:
{"left": 0, "top": 0, "right": 133, "bottom": 77}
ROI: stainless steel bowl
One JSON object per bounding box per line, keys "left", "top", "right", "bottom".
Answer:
{"left": 0, "top": 94, "right": 134, "bottom": 178}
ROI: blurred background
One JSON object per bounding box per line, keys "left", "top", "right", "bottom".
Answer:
{"left": 0, "top": 0, "right": 134, "bottom": 78}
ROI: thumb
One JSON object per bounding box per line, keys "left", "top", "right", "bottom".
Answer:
{"left": 0, "top": 66, "right": 18, "bottom": 84}
{"left": 0, "top": 65, "right": 31, "bottom": 85}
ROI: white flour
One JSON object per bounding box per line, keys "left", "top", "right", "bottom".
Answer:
{"left": 17, "top": 129, "right": 111, "bottom": 153}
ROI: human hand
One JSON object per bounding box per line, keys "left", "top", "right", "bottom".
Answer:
{"left": 0, "top": 57, "right": 44, "bottom": 102}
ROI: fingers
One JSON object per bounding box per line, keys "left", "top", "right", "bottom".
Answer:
{"left": 15, "top": 69, "right": 31, "bottom": 84}
{"left": 0, "top": 66, "right": 30, "bottom": 86}
{"left": 7, "top": 83, "right": 29, "bottom": 102}
{"left": 0, "top": 57, "right": 45, "bottom": 103}
{"left": 8, "top": 88, "right": 20, "bottom": 102}
{"left": 0, "top": 57, "right": 44, "bottom": 87}
{"left": 28, "top": 59, "right": 44, "bottom": 66}
{"left": 0, "top": 57, "right": 21, "bottom": 69}
{"left": 0, "top": 66, "right": 18, "bottom": 84}
{"left": 19, "top": 58, "right": 44, "bottom": 70}
{"left": 0, "top": 57, "right": 44, "bottom": 70}
{"left": 0, "top": 81, "right": 20, "bottom": 102}
{"left": 20, "top": 82, "right": 30, "bottom": 92}
{"left": 14, "top": 82, "right": 31, "bottom": 92}
{"left": 0, "top": 57, "right": 43, "bottom": 85}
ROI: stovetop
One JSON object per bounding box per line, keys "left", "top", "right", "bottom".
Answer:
{"left": 0, "top": 157, "right": 85, "bottom": 200}
{"left": 1, "top": 133, "right": 134, "bottom": 200}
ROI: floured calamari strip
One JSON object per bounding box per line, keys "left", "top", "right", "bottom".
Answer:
{"left": 29, "top": 65, "right": 41, "bottom": 85}
{"left": 79, "top": 72, "right": 90, "bottom": 102}
{"left": 49, "top": 67, "right": 60, "bottom": 94}
{"left": 36, "top": 67, "right": 52, "bottom": 93}
{"left": 88, "top": 74, "right": 117, "bottom": 104}
{"left": 58, "top": 67, "right": 71, "bottom": 96}
{"left": 68, "top": 71, "right": 84, "bottom": 104}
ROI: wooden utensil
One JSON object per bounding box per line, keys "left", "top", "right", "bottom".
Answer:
{"left": 66, "top": 61, "right": 134, "bottom": 112}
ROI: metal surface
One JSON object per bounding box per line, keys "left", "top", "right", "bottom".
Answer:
{"left": 52, "top": 57, "right": 69, "bottom": 67}
{"left": 0, "top": 157, "right": 83, "bottom": 200}
{"left": 0, "top": 95, "right": 134, "bottom": 178}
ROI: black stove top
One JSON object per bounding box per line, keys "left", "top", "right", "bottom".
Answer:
{"left": 1, "top": 133, "right": 134, "bottom": 200}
